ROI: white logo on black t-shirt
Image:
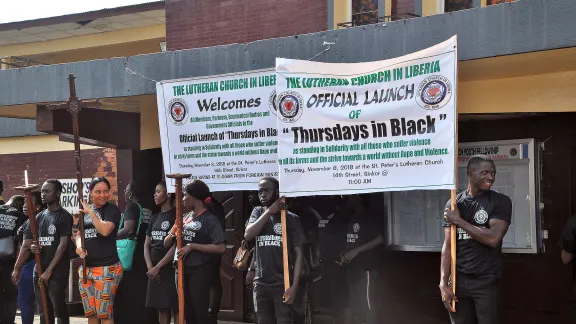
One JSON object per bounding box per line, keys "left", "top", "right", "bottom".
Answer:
{"left": 0, "top": 214, "right": 17, "bottom": 230}
{"left": 161, "top": 221, "right": 170, "bottom": 230}
{"left": 327, "top": 213, "right": 334, "bottom": 220}
{"left": 273, "top": 223, "right": 282, "bottom": 235}
{"left": 474, "top": 209, "right": 489, "bottom": 225}
{"left": 48, "top": 224, "right": 56, "bottom": 235}
{"left": 142, "top": 208, "right": 152, "bottom": 224}
{"left": 191, "top": 221, "right": 202, "bottom": 231}
{"left": 353, "top": 223, "right": 360, "bottom": 233}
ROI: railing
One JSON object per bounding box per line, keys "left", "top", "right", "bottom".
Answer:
{"left": 337, "top": 12, "right": 420, "bottom": 29}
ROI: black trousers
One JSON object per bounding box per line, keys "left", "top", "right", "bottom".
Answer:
{"left": 33, "top": 274, "right": 69, "bottom": 324}
{"left": 182, "top": 263, "right": 214, "bottom": 324}
{"left": 323, "top": 261, "right": 349, "bottom": 324}
{"left": 448, "top": 273, "right": 500, "bottom": 324}
{"left": 293, "top": 281, "right": 311, "bottom": 324}
{"left": 253, "top": 284, "right": 293, "bottom": 324}
{"left": 347, "top": 268, "right": 378, "bottom": 324}
{"left": 208, "top": 257, "right": 222, "bottom": 323}
{"left": 0, "top": 263, "right": 17, "bottom": 324}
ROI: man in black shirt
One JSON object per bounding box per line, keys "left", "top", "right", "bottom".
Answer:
{"left": 441, "top": 155, "right": 512, "bottom": 324}
{"left": 338, "top": 194, "right": 383, "bottom": 324}
{"left": 0, "top": 195, "right": 25, "bottom": 324}
{"left": 14, "top": 179, "right": 73, "bottom": 324}
{"left": 245, "top": 177, "right": 307, "bottom": 324}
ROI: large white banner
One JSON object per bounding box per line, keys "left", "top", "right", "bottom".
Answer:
{"left": 156, "top": 70, "right": 279, "bottom": 192}
{"left": 275, "top": 36, "right": 457, "bottom": 197}
{"left": 59, "top": 178, "right": 91, "bottom": 215}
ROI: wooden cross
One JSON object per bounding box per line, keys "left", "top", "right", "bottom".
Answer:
{"left": 46, "top": 73, "right": 101, "bottom": 283}
{"left": 15, "top": 183, "right": 49, "bottom": 320}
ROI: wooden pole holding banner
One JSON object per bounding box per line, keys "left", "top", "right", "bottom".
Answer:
{"left": 450, "top": 82, "right": 459, "bottom": 311}
{"left": 450, "top": 194, "right": 457, "bottom": 310}
{"left": 280, "top": 198, "right": 290, "bottom": 292}
{"left": 450, "top": 38, "right": 460, "bottom": 311}
{"left": 15, "top": 184, "right": 50, "bottom": 320}
{"left": 166, "top": 173, "right": 191, "bottom": 324}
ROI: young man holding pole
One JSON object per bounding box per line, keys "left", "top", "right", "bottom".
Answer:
{"left": 0, "top": 195, "right": 25, "bottom": 324}
{"left": 14, "top": 180, "right": 73, "bottom": 324}
{"left": 244, "top": 177, "right": 307, "bottom": 324}
{"left": 440, "top": 155, "right": 512, "bottom": 324}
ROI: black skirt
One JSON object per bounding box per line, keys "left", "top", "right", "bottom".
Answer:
{"left": 146, "top": 266, "right": 178, "bottom": 310}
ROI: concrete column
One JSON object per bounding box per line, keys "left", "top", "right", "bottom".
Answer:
{"left": 378, "top": 0, "right": 386, "bottom": 17}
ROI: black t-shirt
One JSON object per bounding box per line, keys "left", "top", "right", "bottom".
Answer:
{"left": 17, "top": 219, "right": 30, "bottom": 245}
{"left": 83, "top": 202, "right": 122, "bottom": 267}
{"left": 140, "top": 207, "right": 153, "bottom": 238}
{"left": 0, "top": 205, "right": 26, "bottom": 261}
{"left": 442, "top": 190, "right": 512, "bottom": 278}
{"left": 24, "top": 207, "right": 72, "bottom": 278}
{"left": 344, "top": 215, "right": 380, "bottom": 271}
{"left": 179, "top": 210, "right": 225, "bottom": 271}
{"left": 316, "top": 208, "right": 348, "bottom": 261}
{"left": 121, "top": 202, "right": 144, "bottom": 239}
{"left": 146, "top": 209, "right": 176, "bottom": 264}
{"left": 249, "top": 207, "right": 307, "bottom": 286}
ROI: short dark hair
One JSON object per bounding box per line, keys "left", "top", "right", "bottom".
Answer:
{"left": 259, "top": 176, "right": 279, "bottom": 189}
{"left": 184, "top": 180, "right": 222, "bottom": 217}
{"left": 6, "top": 195, "right": 24, "bottom": 209}
{"left": 89, "top": 177, "right": 111, "bottom": 191}
{"left": 44, "top": 179, "right": 63, "bottom": 193}
{"left": 0, "top": 179, "right": 3, "bottom": 193}
{"left": 467, "top": 154, "right": 495, "bottom": 171}
{"left": 126, "top": 180, "right": 142, "bottom": 199}
{"left": 184, "top": 180, "right": 211, "bottom": 202}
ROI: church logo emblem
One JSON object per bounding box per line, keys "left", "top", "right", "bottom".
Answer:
{"left": 274, "top": 223, "right": 282, "bottom": 235}
{"left": 416, "top": 75, "right": 452, "bottom": 110}
{"left": 474, "top": 209, "right": 489, "bottom": 225}
{"left": 168, "top": 98, "right": 188, "bottom": 126}
{"left": 276, "top": 91, "right": 304, "bottom": 123}
{"left": 191, "top": 221, "right": 202, "bottom": 231}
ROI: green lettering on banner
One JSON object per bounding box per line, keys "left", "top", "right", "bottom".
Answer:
{"left": 287, "top": 77, "right": 302, "bottom": 89}
{"left": 405, "top": 60, "right": 441, "bottom": 79}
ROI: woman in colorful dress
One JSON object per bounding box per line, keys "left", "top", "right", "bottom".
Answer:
{"left": 75, "top": 177, "right": 123, "bottom": 324}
